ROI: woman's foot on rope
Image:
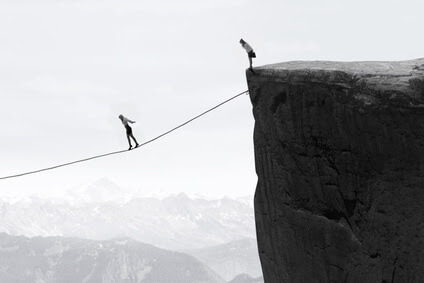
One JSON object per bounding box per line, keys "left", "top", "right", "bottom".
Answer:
{"left": 128, "top": 145, "right": 133, "bottom": 150}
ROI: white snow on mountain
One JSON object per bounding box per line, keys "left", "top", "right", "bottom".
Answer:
{"left": 0, "top": 179, "right": 255, "bottom": 250}
{"left": 65, "top": 177, "right": 133, "bottom": 204}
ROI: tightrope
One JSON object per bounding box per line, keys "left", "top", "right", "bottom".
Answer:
{"left": 0, "top": 90, "right": 249, "bottom": 180}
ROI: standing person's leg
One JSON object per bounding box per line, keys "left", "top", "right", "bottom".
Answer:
{"left": 130, "top": 133, "right": 139, "bottom": 147}
{"left": 126, "top": 125, "right": 133, "bottom": 149}
{"left": 248, "top": 51, "right": 256, "bottom": 70}
{"left": 126, "top": 134, "right": 132, "bottom": 149}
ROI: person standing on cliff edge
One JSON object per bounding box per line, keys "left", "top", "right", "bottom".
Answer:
{"left": 239, "top": 39, "right": 256, "bottom": 71}
{"left": 119, "top": 114, "right": 139, "bottom": 150}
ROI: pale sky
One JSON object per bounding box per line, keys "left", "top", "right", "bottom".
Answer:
{"left": 0, "top": 0, "right": 423, "bottom": 199}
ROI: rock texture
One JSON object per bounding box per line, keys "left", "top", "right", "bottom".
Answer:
{"left": 247, "top": 59, "right": 424, "bottom": 282}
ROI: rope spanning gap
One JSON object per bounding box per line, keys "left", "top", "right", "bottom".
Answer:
{"left": 0, "top": 90, "right": 249, "bottom": 181}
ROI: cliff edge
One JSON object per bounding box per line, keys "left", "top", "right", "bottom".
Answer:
{"left": 247, "top": 59, "right": 424, "bottom": 282}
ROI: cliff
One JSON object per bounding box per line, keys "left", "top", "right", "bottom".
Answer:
{"left": 247, "top": 59, "right": 424, "bottom": 282}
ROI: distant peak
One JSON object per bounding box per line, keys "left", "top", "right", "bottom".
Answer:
{"left": 176, "top": 192, "right": 190, "bottom": 200}
{"left": 91, "top": 177, "right": 120, "bottom": 189}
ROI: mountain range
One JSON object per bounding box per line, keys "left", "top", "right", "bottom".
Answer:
{"left": 0, "top": 179, "right": 262, "bottom": 281}
{"left": 184, "top": 238, "right": 262, "bottom": 282}
{"left": 0, "top": 192, "right": 254, "bottom": 250}
{"left": 0, "top": 233, "right": 224, "bottom": 282}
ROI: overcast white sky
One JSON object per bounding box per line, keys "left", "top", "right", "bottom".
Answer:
{"left": 0, "top": 0, "right": 423, "bottom": 199}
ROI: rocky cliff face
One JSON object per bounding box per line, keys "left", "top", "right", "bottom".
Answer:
{"left": 247, "top": 59, "right": 424, "bottom": 282}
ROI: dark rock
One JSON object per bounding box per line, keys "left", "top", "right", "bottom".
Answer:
{"left": 247, "top": 59, "right": 424, "bottom": 282}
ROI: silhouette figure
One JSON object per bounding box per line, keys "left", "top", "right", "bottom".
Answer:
{"left": 239, "top": 38, "right": 256, "bottom": 71}
{"left": 118, "top": 114, "right": 139, "bottom": 150}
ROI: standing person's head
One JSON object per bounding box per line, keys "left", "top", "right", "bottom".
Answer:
{"left": 118, "top": 114, "right": 123, "bottom": 121}
{"left": 239, "top": 38, "right": 246, "bottom": 45}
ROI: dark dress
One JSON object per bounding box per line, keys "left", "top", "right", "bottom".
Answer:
{"left": 125, "top": 125, "right": 132, "bottom": 135}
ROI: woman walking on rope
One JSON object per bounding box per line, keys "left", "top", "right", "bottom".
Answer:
{"left": 119, "top": 114, "right": 139, "bottom": 150}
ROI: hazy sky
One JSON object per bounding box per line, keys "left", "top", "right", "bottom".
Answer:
{"left": 1, "top": 0, "right": 423, "bottom": 199}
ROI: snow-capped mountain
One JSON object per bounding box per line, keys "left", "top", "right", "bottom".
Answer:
{"left": 0, "top": 233, "right": 224, "bottom": 282}
{"left": 0, "top": 188, "right": 255, "bottom": 250}
{"left": 0, "top": 180, "right": 261, "bottom": 281}
{"left": 66, "top": 177, "right": 133, "bottom": 204}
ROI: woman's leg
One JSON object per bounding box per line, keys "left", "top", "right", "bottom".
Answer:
{"left": 127, "top": 134, "right": 132, "bottom": 149}
{"left": 130, "top": 133, "right": 139, "bottom": 146}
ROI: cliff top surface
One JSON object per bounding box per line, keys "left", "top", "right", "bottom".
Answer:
{"left": 250, "top": 58, "right": 424, "bottom": 102}
{"left": 257, "top": 58, "right": 424, "bottom": 76}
